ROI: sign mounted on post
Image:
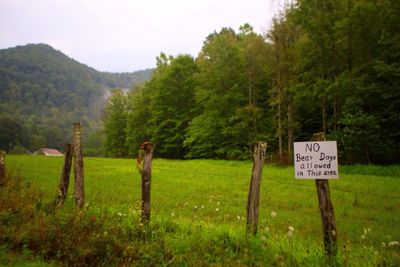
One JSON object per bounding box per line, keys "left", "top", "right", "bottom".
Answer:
{"left": 294, "top": 141, "right": 339, "bottom": 179}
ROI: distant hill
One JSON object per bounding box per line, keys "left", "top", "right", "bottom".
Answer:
{"left": 0, "top": 43, "right": 153, "bottom": 153}
{"left": 100, "top": 69, "right": 154, "bottom": 89}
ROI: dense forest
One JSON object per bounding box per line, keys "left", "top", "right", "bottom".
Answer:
{"left": 0, "top": 44, "right": 152, "bottom": 154}
{"left": 104, "top": 0, "right": 400, "bottom": 164}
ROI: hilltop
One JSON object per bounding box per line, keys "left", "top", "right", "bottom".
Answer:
{"left": 0, "top": 43, "right": 153, "bottom": 153}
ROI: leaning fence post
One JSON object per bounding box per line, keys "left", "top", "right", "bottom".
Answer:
{"left": 73, "top": 123, "right": 85, "bottom": 209}
{"left": 141, "top": 141, "right": 154, "bottom": 224}
{"left": 313, "top": 132, "right": 338, "bottom": 257}
{"left": 0, "top": 150, "right": 5, "bottom": 186}
{"left": 246, "top": 141, "right": 267, "bottom": 235}
{"left": 55, "top": 144, "right": 74, "bottom": 206}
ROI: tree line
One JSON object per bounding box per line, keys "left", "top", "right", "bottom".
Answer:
{"left": 105, "top": 0, "right": 399, "bottom": 164}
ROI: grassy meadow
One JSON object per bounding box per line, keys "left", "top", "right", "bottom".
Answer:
{"left": 1, "top": 155, "right": 400, "bottom": 266}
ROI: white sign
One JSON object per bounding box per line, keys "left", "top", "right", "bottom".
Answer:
{"left": 294, "top": 141, "right": 339, "bottom": 179}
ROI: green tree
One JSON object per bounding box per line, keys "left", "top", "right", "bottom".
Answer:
{"left": 148, "top": 54, "right": 198, "bottom": 158}
{"left": 104, "top": 89, "right": 128, "bottom": 157}
{"left": 125, "top": 84, "right": 154, "bottom": 157}
{"left": 185, "top": 28, "right": 246, "bottom": 159}
{"left": 185, "top": 27, "right": 271, "bottom": 159}
{"left": 0, "top": 115, "right": 23, "bottom": 151}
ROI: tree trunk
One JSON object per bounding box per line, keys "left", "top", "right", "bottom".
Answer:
{"left": 333, "top": 97, "right": 337, "bottom": 132}
{"left": 322, "top": 96, "right": 327, "bottom": 135}
{"left": 73, "top": 123, "right": 85, "bottom": 209}
{"left": 287, "top": 101, "right": 294, "bottom": 163}
{"left": 347, "top": 0, "right": 353, "bottom": 71}
{"left": 55, "top": 144, "right": 73, "bottom": 206}
{"left": 278, "top": 102, "right": 283, "bottom": 164}
{"left": 248, "top": 70, "right": 253, "bottom": 106}
{"left": 276, "top": 43, "right": 283, "bottom": 164}
{"left": 0, "top": 151, "right": 5, "bottom": 186}
{"left": 141, "top": 142, "right": 154, "bottom": 223}
{"left": 313, "top": 132, "right": 337, "bottom": 256}
{"left": 246, "top": 142, "right": 267, "bottom": 235}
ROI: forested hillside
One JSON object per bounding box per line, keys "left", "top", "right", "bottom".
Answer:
{"left": 0, "top": 44, "right": 152, "bottom": 154}
{"left": 104, "top": 0, "right": 400, "bottom": 164}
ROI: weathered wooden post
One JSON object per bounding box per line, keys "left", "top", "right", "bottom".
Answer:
{"left": 313, "top": 132, "right": 337, "bottom": 257}
{"left": 0, "top": 150, "right": 5, "bottom": 186}
{"left": 141, "top": 141, "right": 154, "bottom": 223}
{"left": 73, "top": 123, "right": 85, "bottom": 209}
{"left": 246, "top": 141, "right": 267, "bottom": 235}
{"left": 55, "top": 144, "right": 74, "bottom": 206}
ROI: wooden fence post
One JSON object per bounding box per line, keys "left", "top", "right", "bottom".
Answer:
{"left": 73, "top": 123, "right": 85, "bottom": 209}
{"left": 0, "top": 150, "right": 5, "bottom": 186}
{"left": 55, "top": 144, "right": 73, "bottom": 206}
{"left": 246, "top": 141, "right": 267, "bottom": 235}
{"left": 141, "top": 142, "right": 153, "bottom": 223}
{"left": 313, "top": 132, "right": 337, "bottom": 256}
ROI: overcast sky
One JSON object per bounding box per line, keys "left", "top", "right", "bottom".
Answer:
{"left": 0, "top": 0, "right": 285, "bottom": 72}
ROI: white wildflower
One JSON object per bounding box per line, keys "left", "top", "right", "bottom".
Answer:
{"left": 215, "top": 208, "right": 219, "bottom": 212}
{"left": 287, "top": 225, "right": 294, "bottom": 238}
{"left": 171, "top": 213, "right": 175, "bottom": 217}
{"left": 237, "top": 215, "right": 241, "bottom": 220}
{"left": 361, "top": 234, "right": 366, "bottom": 240}
{"left": 270, "top": 211, "right": 277, "bottom": 218}
{"left": 388, "top": 241, "right": 399, "bottom": 247}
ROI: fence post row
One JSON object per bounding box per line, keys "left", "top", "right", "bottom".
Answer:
{"left": 313, "top": 132, "right": 337, "bottom": 256}
{"left": 141, "top": 142, "right": 154, "bottom": 224}
{"left": 246, "top": 141, "right": 267, "bottom": 235}
{"left": 0, "top": 150, "right": 5, "bottom": 186}
{"left": 55, "top": 143, "right": 74, "bottom": 206}
{"left": 73, "top": 122, "right": 85, "bottom": 209}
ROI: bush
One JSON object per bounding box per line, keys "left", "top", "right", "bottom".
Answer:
{"left": 9, "top": 145, "right": 30, "bottom": 155}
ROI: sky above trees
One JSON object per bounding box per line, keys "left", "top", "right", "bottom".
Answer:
{"left": 0, "top": 0, "right": 285, "bottom": 72}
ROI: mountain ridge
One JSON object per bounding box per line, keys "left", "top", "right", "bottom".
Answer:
{"left": 0, "top": 43, "right": 153, "bottom": 89}
{"left": 0, "top": 43, "right": 153, "bottom": 153}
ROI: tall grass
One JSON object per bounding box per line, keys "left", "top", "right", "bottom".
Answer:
{"left": 1, "top": 155, "right": 399, "bottom": 266}
{"left": 340, "top": 164, "right": 400, "bottom": 177}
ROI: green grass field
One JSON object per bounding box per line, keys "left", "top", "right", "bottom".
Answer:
{"left": 1, "top": 155, "right": 400, "bottom": 266}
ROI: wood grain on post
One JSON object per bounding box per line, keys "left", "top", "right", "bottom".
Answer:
{"left": 246, "top": 141, "right": 267, "bottom": 235}
{"left": 141, "top": 142, "right": 154, "bottom": 223}
{"left": 73, "top": 123, "right": 85, "bottom": 209}
{"left": 55, "top": 144, "right": 73, "bottom": 206}
{"left": 0, "top": 150, "right": 5, "bottom": 186}
{"left": 313, "top": 132, "right": 337, "bottom": 256}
